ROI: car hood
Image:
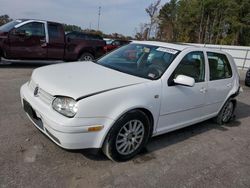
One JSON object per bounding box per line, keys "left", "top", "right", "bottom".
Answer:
{"left": 32, "top": 61, "right": 149, "bottom": 100}
{"left": 0, "top": 31, "right": 8, "bottom": 38}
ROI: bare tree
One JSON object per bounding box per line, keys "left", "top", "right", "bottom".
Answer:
{"left": 145, "top": 0, "right": 161, "bottom": 39}
{"left": 134, "top": 23, "right": 149, "bottom": 40}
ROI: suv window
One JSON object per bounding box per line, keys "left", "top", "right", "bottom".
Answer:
{"left": 173, "top": 51, "right": 205, "bottom": 83}
{"left": 16, "top": 22, "right": 45, "bottom": 37}
{"left": 48, "top": 23, "right": 63, "bottom": 39}
{"left": 207, "top": 52, "right": 232, "bottom": 80}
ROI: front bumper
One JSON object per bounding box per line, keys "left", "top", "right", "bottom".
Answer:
{"left": 20, "top": 83, "right": 114, "bottom": 149}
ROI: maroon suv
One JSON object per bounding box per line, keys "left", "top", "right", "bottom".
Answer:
{"left": 0, "top": 19, "right": 106, "bottom": 62}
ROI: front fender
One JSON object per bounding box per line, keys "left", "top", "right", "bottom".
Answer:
{"left": 75, "top": 81, "right": 162, "bottom": 132}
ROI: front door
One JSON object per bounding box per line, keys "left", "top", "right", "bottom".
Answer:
{"left": 9, "top": 21, "right": 47, "bottom": 59}
{"left": 157, "top": 51, "right": 207, "bottom": 134}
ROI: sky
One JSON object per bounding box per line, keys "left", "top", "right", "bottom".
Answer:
{"left": 0, "top": 0, "right": 168, "bottom": 36}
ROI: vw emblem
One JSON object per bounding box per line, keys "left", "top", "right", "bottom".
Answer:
{"left": 34, "top": 86, "right": 39, "bottom": 97}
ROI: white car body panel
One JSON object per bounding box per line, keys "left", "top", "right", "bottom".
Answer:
{"left": 31, "top": 61, "right": 148, "bottom": 99}
{"left": 20, "top": 41, "right": 240, "bottom": 150}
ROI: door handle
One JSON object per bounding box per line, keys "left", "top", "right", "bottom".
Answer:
{"left": 227, "top": 83, "right": 232, "bottom": 88}
{"left": 200, "top": 87, "right": 207, "bottom": 93}
{"left": 41, "top": 43, "right": 47, "bottom": 48}
{"left": 40, "top": 38, "right": 47, "bottom": 48}
{"left": 40, "top": 39, "right": 46, "bottom": 43}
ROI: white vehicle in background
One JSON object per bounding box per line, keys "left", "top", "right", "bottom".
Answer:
{"left": 20, "top": 41, "right": 240, "bottom": 161}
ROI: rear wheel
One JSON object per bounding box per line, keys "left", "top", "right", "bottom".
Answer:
{"left": 102, "top": 110, "right": 151, "bottom": 162}
{"left": 214, "top": 98, "right": 235, "bottom": 125}
{"left": 78, "top": 52, "right": 94, "bottom": 61}
{"left": 245, "top": 80, "right": 250, "bottom": 87}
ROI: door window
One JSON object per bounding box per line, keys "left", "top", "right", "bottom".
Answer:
{"left": 207, "top": 52, "right": 232, "bottom": 80}
{"left": 173, "top": 51, "right": 205, "bottom": 83}
{"left": 48, "top": 23, "right": 63, "bottom": 39}
{"left": 16, "top": 22, "right": 45, "bottom": 37}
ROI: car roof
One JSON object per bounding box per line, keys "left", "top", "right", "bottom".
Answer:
{"left": 132, "top": 41, "right": 190, "bottom": 51}
{"left": 16, "top": 19, "right": 61, "bottom": 25}
{"left": 131, "top": 41, "right": 229, "bottom": 54}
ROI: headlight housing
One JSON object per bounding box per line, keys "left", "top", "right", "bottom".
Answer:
{"left": 52, "top": 97, "right": 78, "bottom": 117}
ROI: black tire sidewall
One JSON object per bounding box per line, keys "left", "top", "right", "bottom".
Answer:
{"left": 216, "top": 99, "right": 235, "bottom": 125}
{"left": 104, "top": 110, "right": 151, "bottom": 161}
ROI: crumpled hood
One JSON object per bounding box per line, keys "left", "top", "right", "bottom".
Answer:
{"left": 31, "top": 61, "right": 149, "bottom": 99}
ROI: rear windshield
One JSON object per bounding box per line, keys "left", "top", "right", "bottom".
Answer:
{"left": 0, "top": 20, "right": 22, "bottom": 32}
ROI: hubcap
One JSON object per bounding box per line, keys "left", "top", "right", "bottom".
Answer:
{"left": 116, "top": 120, "right": 145, "bottom": 155}
{"left": 80, "top": 55, "right": 93, "bottom": 61}
{"left": 222, "top": 102, "right": 234, "bottom": 122}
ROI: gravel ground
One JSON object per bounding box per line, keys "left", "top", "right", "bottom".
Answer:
{"left": 0, "top": 63, "right": 250, "bottom": 188}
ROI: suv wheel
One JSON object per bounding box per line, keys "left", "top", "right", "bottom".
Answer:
{"left": 78, "top": 52, "right": 94, "bottom": 61}
{"left": 214, "top": 98, "right": 235, "bottom": 125}
{"left": 103, "top": 110, "right": 151, "bottom": 162}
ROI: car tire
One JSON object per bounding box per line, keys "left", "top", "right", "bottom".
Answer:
{"left": 245, "top": 80, "right": 250, "bottom": 87}
{"left": 102, "top": 110, "right": 151, "bottom": 162}
{"left": 78, "top": 52, "right": 94, "bottom": 61}
{"left": 214, "top": 98, "right": 236, "bottom": 125}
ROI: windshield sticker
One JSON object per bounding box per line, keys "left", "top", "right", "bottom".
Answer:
{"left": 143, "top": 47, "right": 150, "bottom": 53}
{"left": 156, "top": 47, "right": 178, "bottom": 54}
{"left": 148, "top": 73, "right": 156, "bottom": 78}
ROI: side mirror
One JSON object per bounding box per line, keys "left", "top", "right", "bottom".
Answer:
{"left": 173, "top": 75, "right": 195, "bottom": 87}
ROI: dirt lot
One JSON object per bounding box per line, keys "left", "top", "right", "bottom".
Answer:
{"left": 0, "top": 63, "right": 250, "bottom": 188}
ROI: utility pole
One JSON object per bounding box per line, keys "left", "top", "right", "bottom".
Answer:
{"left": 97, "top": 6, "right": 101, "bottom": 31}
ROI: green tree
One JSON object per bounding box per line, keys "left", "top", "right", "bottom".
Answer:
{"left": 157, "top": 0, "right": 250, "bottom": 45}
{"left": 63, "top": 24, "right": 82, "bottom": 32}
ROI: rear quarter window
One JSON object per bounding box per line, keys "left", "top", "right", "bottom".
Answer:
{"left": 207, "top": 52, "right": 232, "bottom": 81}
{"left": 48, "top": 23, "right": 64, "bottom": 39}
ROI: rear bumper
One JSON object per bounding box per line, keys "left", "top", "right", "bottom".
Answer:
{"left": 20, "top": 83, "right": 114, "bottom": 149}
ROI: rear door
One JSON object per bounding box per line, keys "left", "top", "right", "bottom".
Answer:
{"left": 9, "top": 21, "right": 47, "bottom": 59}
{"left": 204, "top": 51, "right": 234, "bottom": 115}
{"left": 47, "top": 23, "right": 65, "bottom": 60}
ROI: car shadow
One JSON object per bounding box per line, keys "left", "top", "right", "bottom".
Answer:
{"left": 235, "top": 101, "right": 250, "bottom": 119}
{"left": 77, "top": 99, "right": 250, "bottom": 161}
{"left": 74, "top": 115, "right": 243, "bottom": 162}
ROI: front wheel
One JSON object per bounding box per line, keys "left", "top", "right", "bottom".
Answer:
{"left": 214, "top": 98, "right": 236, "bottom": 125}
{"left": 78, "top": 52, "right": 94, "bottom": 61}
{"left": 102, "top": 110, "right": 151, "bottom": 161}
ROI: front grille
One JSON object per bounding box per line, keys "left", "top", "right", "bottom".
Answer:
{"left": 39, "top": 88, "right": 55, "bottom": 105}
{"left": 29, "top": 79, "right": 55, "bottom": 105}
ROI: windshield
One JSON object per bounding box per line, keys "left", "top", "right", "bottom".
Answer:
{"left": 105, "top": 39, "right": 113, "bottom": 45}
{"left": 97, "top": 43, "right": 179, "bottom": 80}
{"left": 0, "top": 20, "right": 22, "bottom": 32}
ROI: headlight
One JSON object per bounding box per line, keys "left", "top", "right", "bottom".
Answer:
{"left": 52, "top": 97, "right": 78, "bottom": 117}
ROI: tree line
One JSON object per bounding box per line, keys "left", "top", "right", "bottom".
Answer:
{"left": 139, "top": 0, "right": 250, "bottom": 46}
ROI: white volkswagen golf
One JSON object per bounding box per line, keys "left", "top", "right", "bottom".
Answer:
{"left": 20, "top": 41, "right": 240, "bottom": 161}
